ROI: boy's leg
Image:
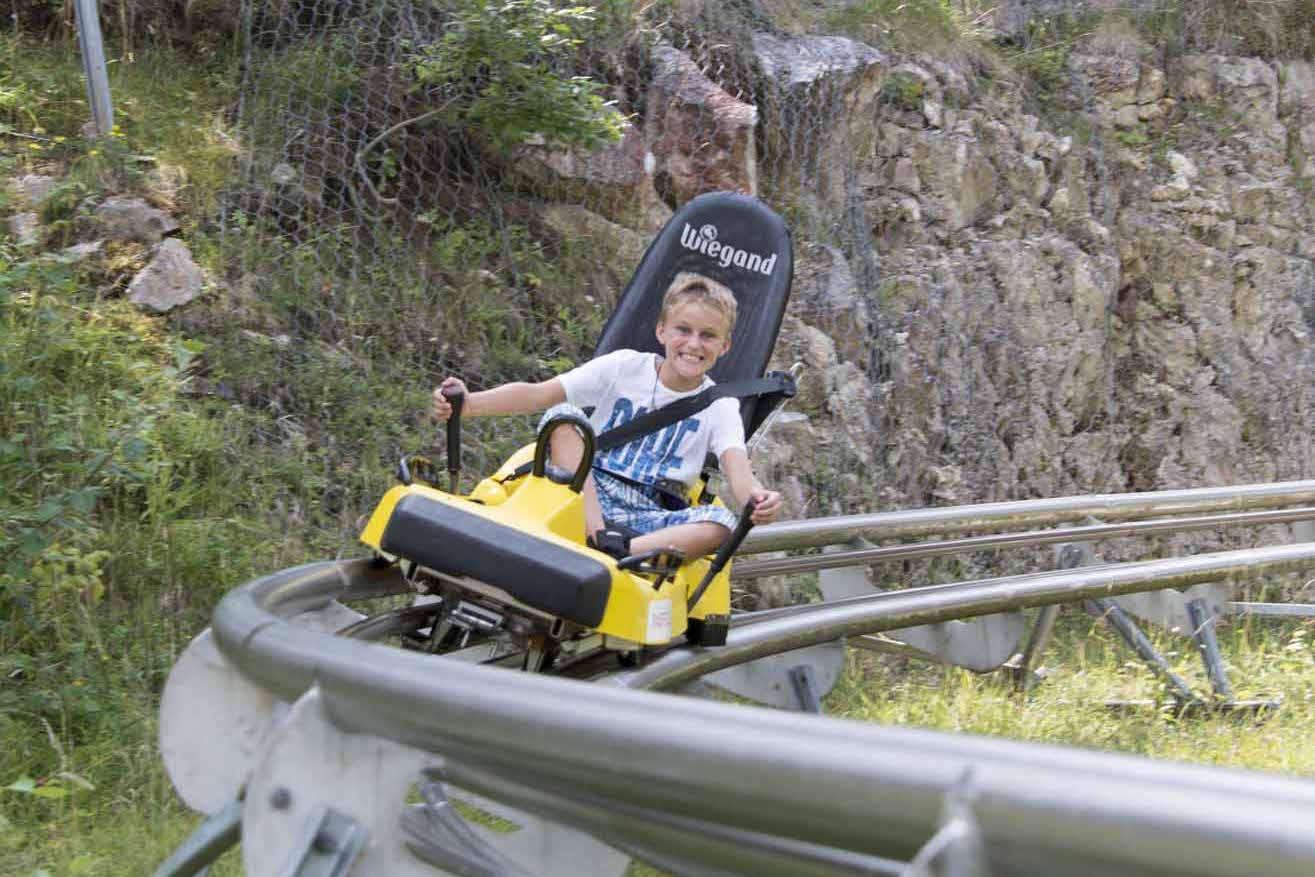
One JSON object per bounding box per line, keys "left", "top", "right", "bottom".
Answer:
{"left": 631, "top": 522, "right": 729, "bottom": 558}
{"left": 548, "top": 422, "right": 605, "bottom": 535}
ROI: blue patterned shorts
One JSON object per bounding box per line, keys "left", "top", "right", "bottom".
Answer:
{"left": 538, "top": 404, "right": 739, "bottom": 536}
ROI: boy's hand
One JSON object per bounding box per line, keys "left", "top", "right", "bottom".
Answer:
{"left": 432, "top": 377, "right": 468, "bottom": 421}
{"left": 748, "top": 488, "right": 782, "bottom": 525}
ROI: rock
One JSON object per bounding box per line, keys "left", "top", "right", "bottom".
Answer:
{"left": 1232, "top": 183, "right": 1283, "bottom": 223}
{"left": 891, "top": 156, "right": 921, "bottom": 193}
{"left": 514, "top": 120, "right": 671, "bottom": 233}
{"left": 531, "top": 203, "right": 648, "bottom": 311}
{"left": 1214, "top": 56, "right": 1280, "bottom": 124}
{"left": 12, "top": 174, "right": 57, "bottom": 207}
{"left": 645, "top": 42, "right": 758, "bottom": 205}
{"left": 1296, "top": 121, "right": 1315, "bottom": 177}
{"left": 896, "top": 195, "right": 921, "bottom": 224}
{"left": 270, "top": 163, "right": 298, "bottom": 186}
{"left": 1279, "top": 60, "right": 1315, "bottom": 117}
{"left": 754, "top": 33, "right": 887, "bottom": 105}
{"left": 54, "top": 241, "right": 104, "bottom": 262}
{"left": 1072, "top": 54, "right": 1140, "bottom": 107}
{"left": 535, "top": 204, "right": 647, "bottom": 267}
{"left": 824, "top": 361, "right": 876, "bottom": 466}
{"left": 1170, "top": 54, "right": 1278, "bottom": 124}
{"left": 129, "top": 239, "right": 204, "bottom": 313}
{"left": 1136, "top": 67, "right": 1167, "bottom": 104}
{"left": 1150, "top": 183, "right": 1188, "bottom": 202}
{"left": 1048, "top": 186, "right": 1072, "bottom": 213}
{"left": 1166, "top": 150, "right": 1198, "bottom": 182}
{"left": 753, "top": 33, "right": 887, "bottom": 199}
{"left": 945, "top": 139, "right": 997, "bottom": 229}
{"left": 923, "top": 97, "right": 944, "bottom": 129}
{"left": 11, "top": 212, "right": 39, "bottom": 246}
{"left": 1168, "top": 54, "right": 1217, "bottom": 102}
{"left": 790, "top": 242, "right": 871, "bottom": 364}
{"left": 96, "top": 196, "right": 180, "bottom": 244}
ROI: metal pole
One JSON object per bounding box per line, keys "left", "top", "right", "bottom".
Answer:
{"left": 1186, "top": 597, "right": 1234, "bottom": 700}
{"left": 615, "top": 543, "right": 1315, "bottom": 691}
{"left": 1007, "top": 605, "right": 1060, "bottom": 689}
{"left": 741, "top": 480, "right": 1315, "bottom": 553}
{"left": 73, "top": 0, "right": 113, "bottom": 136}
{"left": 732, "top": 507, "right": 1315, "bottom": 579}
{"left": 1091, "top": 598, "right": 1201, "bottom": 705}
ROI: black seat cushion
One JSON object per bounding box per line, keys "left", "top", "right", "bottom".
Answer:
{"left": 380, "top": 493, "right": 612, "bottom": 627}
{"left": 593, "top": 191, "right": 794, "bottom": 439}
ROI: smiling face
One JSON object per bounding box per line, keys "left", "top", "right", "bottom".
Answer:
{"left": 655, "top": 300, "right": 733, "bottom": 391}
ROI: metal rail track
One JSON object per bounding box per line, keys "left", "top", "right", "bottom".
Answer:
{"left": 156, "top": 479, "right": 1315, "bottom": 876}
{"left": 186, "top": 542, "right": 1315, "bottom": 876}
{"left": 733, "top": 505, "right": 1315, "bottom": 579}
{"left": 741, "top": 479, "right": 1315, "bottom": 553}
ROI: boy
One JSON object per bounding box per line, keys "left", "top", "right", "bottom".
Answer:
{"left": 432, "top": 273, "right": 782, "bottom": 559}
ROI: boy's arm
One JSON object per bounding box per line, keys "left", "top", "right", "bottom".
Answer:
{"left": 719, "top": 447, "right": 783, "bottom": 525}
{"left": 434, "top": 377, "right": 566, "bottom": 420}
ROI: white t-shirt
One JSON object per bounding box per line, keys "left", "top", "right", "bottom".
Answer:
{"left": 558, "top": 349, "right": 745, "bottom": 488}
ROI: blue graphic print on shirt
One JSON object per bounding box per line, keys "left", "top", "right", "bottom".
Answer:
{"left": 596, "top": 397, "right": 699, "bottom": 485}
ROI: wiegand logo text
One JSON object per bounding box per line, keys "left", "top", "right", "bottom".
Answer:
{"left": 679, "top": 223, "right": 779, "bottom": 276}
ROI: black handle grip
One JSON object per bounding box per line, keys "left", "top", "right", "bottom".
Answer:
{"left": 713, "top": 498, "right": 756, "bottom": 569}
{"left": 532, "top": 410, "right": 596, "bottom": 493}
{"left": 443, "top": 387, "right": 464, "bottom": 493}
{"left": 688, "top": 498, "right": 756, "bottom": 613}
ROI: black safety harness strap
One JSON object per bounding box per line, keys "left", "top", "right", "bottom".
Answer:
{"left": 497, "top": 372, "right": 795, "bottom": 488}
{"left": 594, "top": 373, "right": 794, "bottom": 452}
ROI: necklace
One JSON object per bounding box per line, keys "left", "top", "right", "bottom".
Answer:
{"left": 651, "top": 355, "right": 660, "bottom": 411}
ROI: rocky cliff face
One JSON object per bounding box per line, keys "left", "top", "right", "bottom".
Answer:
{"left": 745, "top": 36, "right": 1315, "bottom": 536}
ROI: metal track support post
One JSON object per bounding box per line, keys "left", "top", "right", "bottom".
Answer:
{"left": 1006, "top": 543, "right": 1081, "bottom": 689}
{"left": 1090, "top": 598, "right": 1201, "bottom": 707}
{"left": 788, "top": 664, "right": 823, "bottom": 714}
{"left": 1006, "top": 605, "right": 1060, "bottom": 691}
{"left": 73, "top": 0, "right": 114, "bottom": 135}
{"left": 1186, "top": 597, "right": 1233, "bottom": 700}
{"left": 150, "top": 799, "right": 242, "bottom": 877}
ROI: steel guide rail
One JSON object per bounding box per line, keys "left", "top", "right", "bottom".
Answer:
{"left": 615, "top": 543, "right": 1315, "bottom": 691}
{"left": 732, "top": 506, "right": 1315, "bottom": 580}
{"left": 211, "top": 546, "right": 1315, "bottom": 877}
{"left": 740, "top": 479, "right": 1315, "bottom": 554}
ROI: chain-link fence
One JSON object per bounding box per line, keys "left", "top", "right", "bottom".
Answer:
{"left": 221, "top": 0, "right": 884, "bottom": 373}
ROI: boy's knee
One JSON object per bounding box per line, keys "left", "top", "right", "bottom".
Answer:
{"left": 537, "top": 402, "right": 587, "bottom": 432}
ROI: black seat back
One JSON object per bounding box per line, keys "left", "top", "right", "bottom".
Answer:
{"left": 593, "top": 191, "right": 793, "bottom": 438}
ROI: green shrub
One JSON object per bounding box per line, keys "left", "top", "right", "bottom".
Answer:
{"left": 410, "top": 0, "right": 625, "bottom": 151}
{"left": 880, "top": 71, "right": 927, "bottom": 112}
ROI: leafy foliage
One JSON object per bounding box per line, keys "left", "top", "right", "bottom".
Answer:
{"left": 410, "top": 0, "right": 625, "bottom": 150}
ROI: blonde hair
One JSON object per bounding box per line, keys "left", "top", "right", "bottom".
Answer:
{"left": 659, "top": 272, "right": 737, "bottom": 334}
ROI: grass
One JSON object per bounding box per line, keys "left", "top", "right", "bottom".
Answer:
{"left": 828, "top": 612, "right": 1315, "bottom": 776}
